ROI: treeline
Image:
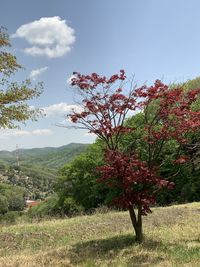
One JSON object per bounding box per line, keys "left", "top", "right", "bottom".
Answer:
{"left": 1, "top": 77, "right": 200, "bottom": 220}
{"left": 30, "top": 129, "right": 200, "bottom": 218}
{"left": 30, "top": 77, "right": 200, "bottom": 218}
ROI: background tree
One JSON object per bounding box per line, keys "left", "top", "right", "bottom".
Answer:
{"left": 0, "top": 27, "right": 42, "bottom": 217}
{"left": 123, "top": 113, "right": 200, "bottom": 205}
{"left": 55, "top": 142, "right": 108, "bottom": 213}
{"left": 0, "top": 27, "right": 42, "bottom": 129}
{"left": 0, "top": 183, "right": 25, "bottom": 214}
{"left": 68, "top": 71, "right": 200, "bottom": 243}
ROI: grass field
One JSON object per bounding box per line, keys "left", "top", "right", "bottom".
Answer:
{"left": 0, "top": 202, "right": 200, "bottom": 267}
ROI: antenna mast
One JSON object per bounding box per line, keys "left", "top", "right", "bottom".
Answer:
{"left": 15, "top": 144, "right": 20, "bottom": 167}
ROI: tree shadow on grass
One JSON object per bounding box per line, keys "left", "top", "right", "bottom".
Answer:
{"left": 68, "top": 234, "right": 164, "bottom": 266}
{"left": 141, "top": 238, "right": 200, "bottom": 266}
{"left": 68, "top": 234, "right": 200, "bottom": 266}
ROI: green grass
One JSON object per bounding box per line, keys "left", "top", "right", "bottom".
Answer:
{"left": 0, "top": 202, "right": 200, "bottom": 266}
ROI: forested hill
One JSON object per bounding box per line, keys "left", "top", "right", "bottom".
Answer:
{"left": 0, "top": 143, "right": 89, "bottom": 170}
{"left": 0, "top": 143, "right": 89, "bottom": 199}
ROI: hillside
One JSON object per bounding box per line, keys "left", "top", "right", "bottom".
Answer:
{"left": 0, "top": 143, "right": 89, "bottom": 198}
{"left": 0, "top": 202, "right": 199, "bottom": 266}
{"left": 0, "top": 143, "right": 89, "bottom": 170}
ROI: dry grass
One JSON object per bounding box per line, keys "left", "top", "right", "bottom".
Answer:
{"left": 0, "top": 202, "right": 200, "bottom": 266}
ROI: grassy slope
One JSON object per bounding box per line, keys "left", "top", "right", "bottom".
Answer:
{"left": 0, "top": 202, "right": 200, "bottom": 267}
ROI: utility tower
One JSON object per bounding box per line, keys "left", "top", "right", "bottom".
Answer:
{"left": 15, "top": 144, "right": 20, "bottom": 167}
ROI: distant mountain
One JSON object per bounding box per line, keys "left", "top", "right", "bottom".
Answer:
{"left": 0, "top": 143, "right": 89, "bottom": 170}
{"left": 0, "top": 143, "right": 89, "bottom": 199}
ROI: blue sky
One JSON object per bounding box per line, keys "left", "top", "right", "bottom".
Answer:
{"left": 1, "top": 0, "right": 200, "bottom": 150}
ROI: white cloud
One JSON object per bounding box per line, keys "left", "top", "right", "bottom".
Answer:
{"left": 12, "top": 130, "right": 30, "bottom": 137}
{"left": 29, "top": 66, "right": 48, "bottom": 80}
{"left": 0, "top": 129, "right": 53, "bottom": 139}
{"left": 12, "top": 16, "right": 75, "bottom": 58}
{"left": 42, "top": 102, "right": 82, "bottom": 117}
{"left": 84, "top": 132, "right": 96, "bottom": 137}
{"left": 31, "top": 129, "right": 53, "bottom": 136}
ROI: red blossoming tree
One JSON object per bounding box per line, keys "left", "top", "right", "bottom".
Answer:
{"left": 67, "top": 71, "right": 200, "bottom": 243}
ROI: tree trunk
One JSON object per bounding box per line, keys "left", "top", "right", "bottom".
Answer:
{"left": 128, "top": 205, "right": 143, "bottom": 243}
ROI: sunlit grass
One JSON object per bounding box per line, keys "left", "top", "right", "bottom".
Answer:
{"left": 0, "top": 202, "right": 200, "bottom": 266}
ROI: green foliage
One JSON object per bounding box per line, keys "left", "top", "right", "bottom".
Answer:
{"left": 0, "top": 27, "right": 20, "bottom": 75}
{"left": 122, "top": 111, "right": 200, "bottom": 205}
{"left": 55, "top": 142, "right": 109, "bottom": 213}
{"left": 0, "top": 183, "right": 25, "bottom": 214}
{"left": 0, "top": 211, "right": 20, "bottom": 224}
{"left": 60, "top": 197, "right": 83, "bottom": 216}
{"left": 0, "top": 194, "right": 8, "bottom": 214}
{"left": 27, "top": 195, "right": 59, "bottom": 218}
{"left": 183, "top": 76, "right": 200, "bottom": 91}
{"left": 54, "top": 107, "right": 200, "bottom": 212}
{"left": 0, "top": 27, "right": 42, "bottom": 129}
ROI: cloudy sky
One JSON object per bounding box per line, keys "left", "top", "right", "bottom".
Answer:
{"left": 1, "top": 0, "right": 200, "bottom": 150}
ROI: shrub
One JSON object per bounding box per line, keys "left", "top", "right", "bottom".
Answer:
{"left": 27, "top": 195, "right": 59, "bottom": 218}
{"left": 0, "top": 211, "right": 20, "bottom": 224}
{"left": 61, "top": 197, "right": 83, "bottom": 216}
{"left": 0, "top": 183, "right": 25, "bottom": 212}
{"left": 0, "top": 195, "right": 9, "bottom": 214}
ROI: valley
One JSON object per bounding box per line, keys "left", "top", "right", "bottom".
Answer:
{"left": 0, "top": 143, "right": 89, "bottom": 199}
